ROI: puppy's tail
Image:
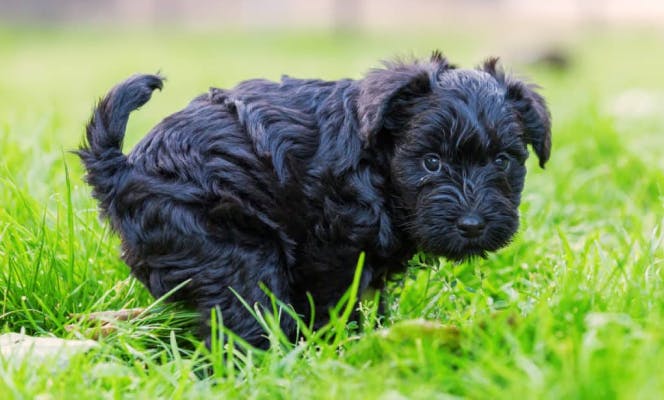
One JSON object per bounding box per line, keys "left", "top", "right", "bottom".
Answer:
{"left": 77, "top": 74, "right": 163, "bottom": 216}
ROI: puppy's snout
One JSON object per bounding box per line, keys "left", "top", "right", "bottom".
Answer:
{"left": 456, "top": 213, "right": 486, "bottom": 238}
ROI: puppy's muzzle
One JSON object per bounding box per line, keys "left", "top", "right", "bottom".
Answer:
{"left": 456, "top": 213, "right": 486, "bottom": 238}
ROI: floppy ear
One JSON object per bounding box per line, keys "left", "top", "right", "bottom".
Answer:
{"left": 357, "top": 51, "right": 453, "bottom": 147}
{"left": 507, "top": 80, "right": 552, "bottom": 168}
{"left": 482, "top": 59, "right": 552, "bottom": 168}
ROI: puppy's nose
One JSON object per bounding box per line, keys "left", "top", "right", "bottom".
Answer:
{"left": 457, "top": 214, "right": 486, "bottom": 238}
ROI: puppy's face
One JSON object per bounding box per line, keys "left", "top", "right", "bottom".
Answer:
{"left": 358, "top": 54, "right": 551, "bottom": 260}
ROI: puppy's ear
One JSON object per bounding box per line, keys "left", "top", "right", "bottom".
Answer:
{"left": 358, "top": 52, "right": 452, "bottom": 147}
{"left": 482, "top": 58, "right": 552, "bottom": 168}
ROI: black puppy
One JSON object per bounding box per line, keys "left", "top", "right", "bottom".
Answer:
{"left": 78, "top": 52, "right": 550, "bottom": 348}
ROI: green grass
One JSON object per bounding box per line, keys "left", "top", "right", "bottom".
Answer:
{"left": 1, "top": 25, "right": 664, "bottom": 399}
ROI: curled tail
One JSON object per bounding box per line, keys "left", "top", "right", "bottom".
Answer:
{"left": 77, "top": 74, "right": 163, "bottom": 217}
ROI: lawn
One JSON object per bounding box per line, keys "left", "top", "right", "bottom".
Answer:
{"left": 1, "top": 26, "right": 664, "bottom": 399}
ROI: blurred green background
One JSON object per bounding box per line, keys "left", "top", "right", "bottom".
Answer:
{"left": 1, "top": 1, "right": 664, "bottom": 399}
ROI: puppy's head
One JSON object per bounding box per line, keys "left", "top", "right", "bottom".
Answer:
{"left": 358, "top": 52, "right": 551, "bottom": 260}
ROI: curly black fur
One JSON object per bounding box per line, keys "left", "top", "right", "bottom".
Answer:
{"left": 78, "top": 53, "right": 551, "bottom": 348}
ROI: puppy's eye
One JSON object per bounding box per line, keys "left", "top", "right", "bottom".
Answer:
{"left": 494, "top": 154, "right": 511, "bottom": 171}
{"left": 422, "top": 154, "right": 442, "bottom": 173}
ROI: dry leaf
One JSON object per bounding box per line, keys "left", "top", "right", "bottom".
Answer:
{"left": 0, "top": 332, "right": 98, "bottom": 364}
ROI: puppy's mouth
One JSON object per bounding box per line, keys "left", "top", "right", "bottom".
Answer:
{"left": 438, "top": 240, "right": 494, "bottom": 262}
{"left": 414, "top": 221, "right": 517, "bottom": 261}
{"left": 424, "top": 240, "right": 488, "bottom": 262}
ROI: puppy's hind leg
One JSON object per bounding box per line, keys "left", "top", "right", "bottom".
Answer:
{"left": 188, "top": 235, "right": 297, "bottom": 350}
{"left": 135, "top": 228, "right": 296, "bottom": 349}
{"left": 114, "top": 185, "right": 296, "bottom": 350}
